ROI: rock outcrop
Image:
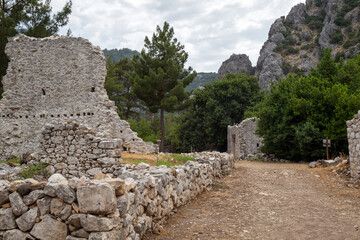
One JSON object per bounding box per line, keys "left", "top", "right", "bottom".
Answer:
{"left": 255, "top": 0, "right": 360, "bottom": 90}
{"left": 217, "top": 54, "right": 255, "bottom": 78}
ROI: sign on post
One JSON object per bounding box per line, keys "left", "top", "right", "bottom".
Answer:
{"left": 323, "top": 138, "right": 331, "bottom": 160}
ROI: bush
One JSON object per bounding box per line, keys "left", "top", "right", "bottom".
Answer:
{"left": 305, "top": 10, "right": 326, "bottom": 30}
{"left": 21, "top": 162, "right": 48, "bottom": 179}
{"left": 285, "top": 46, "right": 299, "bottom": 55}
{"left": 330, "top": 29, "right": 343, "bottom": 44}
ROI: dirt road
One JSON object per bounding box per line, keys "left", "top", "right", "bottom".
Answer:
{"left": 145, "top": 161, "right": 360, "bottom": 240}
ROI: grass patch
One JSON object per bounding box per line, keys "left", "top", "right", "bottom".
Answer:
{"left": 122, "top": 158, "right": 148, "bottom": 165}
{"left": 154, "top": 161, "right": 177, "bottom": 167}
{"left": 170, "top": 154, "right": 195, "bottom": 163}
{"left": 21, "top": 162, "right": 48, "bottom": 179}
{"left": 0, "top": 157, "right": 21, "bottom": 165}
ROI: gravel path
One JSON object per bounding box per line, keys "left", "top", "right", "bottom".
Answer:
{"left": 145, "top": 161, "right": 360, "bottom": 240}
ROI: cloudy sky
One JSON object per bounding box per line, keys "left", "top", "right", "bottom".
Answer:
{"left": 51, "top": 0, "right": 305, "bottom": 72}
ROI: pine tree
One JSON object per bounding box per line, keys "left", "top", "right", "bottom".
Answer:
{"left": 131, "top": 21, "right": 196, "bottom": 152}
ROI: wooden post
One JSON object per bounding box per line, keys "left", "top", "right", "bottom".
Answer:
{"left": 326, "top": 137, "right": 329, "bottom": 160}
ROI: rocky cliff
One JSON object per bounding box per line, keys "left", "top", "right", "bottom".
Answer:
{"left": 217, "top": 54, "right": 255, "bottom": 78}
{"left": 256, "top": 0, "right": 360, "bottom": 90}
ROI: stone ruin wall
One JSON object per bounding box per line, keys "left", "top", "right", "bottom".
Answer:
{"left": 0, "top": 34, "right": 156, "bottom": 160}
{"left": 0, "top": 152, "right": 234, "bottom": 240}
{"left": 347, "top": 111, "right": 360, "bottom": 179}
{"left": 227, "top": 117, "right": 263, "bottom": 159}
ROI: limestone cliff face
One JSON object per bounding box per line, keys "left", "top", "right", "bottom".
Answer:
{"left": 217, "top": 54, "right": 255, "bottom": 79}
{"left": 256, "top": 0, "right": 360, "bottom": 90}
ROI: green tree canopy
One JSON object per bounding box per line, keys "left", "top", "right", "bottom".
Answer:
{"left": 131, "top": 21, "right": 196, "bottom": 152}
{"left": 179, "top": 73, "right": 262, "bottom": 152}
{"left": 251, "top": 53, "right": 360, "bottom": 161}
{"left": 0, "top": 0, "right": 72, "bottom": 98}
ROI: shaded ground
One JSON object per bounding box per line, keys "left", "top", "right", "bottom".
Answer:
{"left": 145, "top": 161, "right": 360, "bottom": 240}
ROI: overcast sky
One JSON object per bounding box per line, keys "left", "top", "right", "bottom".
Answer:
{"left": 51, "top": 0, "right": 305, "bottom": 72}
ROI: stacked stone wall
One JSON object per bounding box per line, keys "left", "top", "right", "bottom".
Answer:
{"left": 0, "top": 152, "right": 233, "bottom": 240}
{"left": 227, "top": 117, "right": 263, "bottom": 159}
{"left": 347, "top": 112, "right": 360, "bottom": 179}
{"left": 0, "top": 34, "right": 156, "bottom": 160}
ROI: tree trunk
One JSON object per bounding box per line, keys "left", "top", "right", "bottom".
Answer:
{"left": 160, "top": 107, "right": 165, "bottom": 152}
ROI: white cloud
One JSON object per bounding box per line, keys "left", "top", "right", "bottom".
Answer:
{"left": 51, "top": 0, "right": 305, "bottom": 72}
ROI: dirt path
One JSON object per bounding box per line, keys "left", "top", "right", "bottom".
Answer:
{"left": 145, "top": 161, "right": 360, "bottom": 240}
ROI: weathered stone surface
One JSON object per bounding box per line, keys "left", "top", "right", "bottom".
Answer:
{"left": 77, "top": 183, "right": 116, "bottom": 214}
{"left": 228, "top": 118, "right": 263, "bottom": 159}
{"left": 57, "top": 184, "right": 75, "bottom": 204}
{"left": 67, "top": 214, "right": 82, "bottom": 228}
{"left": 217, "top": 54, "right": 254, "bottom": 78}
{"left": 15, "top": 207, "right": 39, "bottom": 231}
{"left": 23, "top": 190, "right": 45, "bottom": 206}
{"left": 30, "top": 215, "right": 67, "bottom": 240}
{"left": 3, "top": 229, "right": 32, "bottom": 240}
{"left": 71, "top": 228, "right": 89, "bottom": 238}
{"left": 37, "top": 197, "right": 51, "bottom": 216}
{"left": 9, "top": 191, "right": 28, "bottom": 216}
{"left": 50, "top": 198, "right": 72, "bottom": 220}
{"left": 0, "top": 208, "right": 16, "bottom": 230}
{"left": 0, "top": 34, "right": 156, "bottom": 159}
{"left": 66, "top": 236, "right": 86, "bottom": 240}
{"left": 0, "top": 190, "right": 9, "bottom": 205}
{"left": 80, "top": 214, "right": 114, "bottom": 232}
{"left": 88, "top": 230, "right": 126, "bottom": 240}
{"left": 285, "top": 3, "right": 306, "bottom": 28}
{"left": 100, "top": 178, "right": 126, "bottom": 196}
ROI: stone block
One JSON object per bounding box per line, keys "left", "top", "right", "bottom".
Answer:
{"left": 30, "top": 215, "right": 67, "bottom": 240}
{"left": 0, "top": 208, "right": 16, "bottom": 230}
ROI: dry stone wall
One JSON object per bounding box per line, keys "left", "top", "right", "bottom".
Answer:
{"left": 0, "top": 152, "right": 233, "bottom": 240}
{"left": 0, "top": 34, "right": 156, "bottom": 160}
{"left": 347, "top": 112, "right": 360, "bottom": 179}
{"left": 227, "top": 118, "right": 263, "bottom": 159}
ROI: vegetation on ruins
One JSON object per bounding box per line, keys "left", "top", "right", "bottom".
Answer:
{"left": 248, "top": 49, "right": 360, "bottom": 161}
{"left": 130, "top": 21, "right": 196, "bottom": 152}
{"left": 179, "top": 73, "right": 263, "bottom": 152}
{"left": 0, "top": 0, "right": 72, "bottom": 99}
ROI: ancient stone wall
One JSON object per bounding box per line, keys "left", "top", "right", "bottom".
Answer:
{"left": 0, "top": 34, "right": 156, "bottom": 160}
{"left": 0, "top": 152, "right": 233, "bottom": 239}
{"left": 347, "top": 112, "right": 360, "bottom": 179}
{"left": 227, "top": 117, "right": 263, "bottom": 159}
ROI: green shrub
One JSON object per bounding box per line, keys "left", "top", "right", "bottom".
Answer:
{"left": 330, "top": 29, "right": 343, "bottom": 44}
{"left": 285, "top": 46, "right": 299, "bottom": 55}
{"left": 305, "top": 10, "right": 326, "bottom": 30}
{"left": 0, "top": 157, "right": 21, "bottom": 165}
{"left": 21, "top": 162, "right": 48, "bottom": 179}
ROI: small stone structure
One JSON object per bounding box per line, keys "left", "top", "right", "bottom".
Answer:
{"left": 0, "top": 152, "right": 233, "bottom": 239}
{"left": 0, "top": 34, "right": 156, "bottom": 160}
{"left": 227, "top": 117, "right": 263, "bottom": 159}
{"left": 347, "top": 111, "right": 360, "bottom": 179}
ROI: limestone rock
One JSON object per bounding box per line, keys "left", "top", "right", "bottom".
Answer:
{"left": 80, "top": 214, "right": 114, "bottom": 232}
{"left": 0, "top": 208, "right": 16, "bottom": 230}
{"left": 217, "top": 54, "right": 254, "bottom": 78}
{"left": 9, "top": 191, "right": 28, "bottom": 216}
{"left": 15, "top": 207, "right": 39, "bottom": 231}
{"left": 50, "top": 198, "right": 72, "bottom": 220}
{"left": 88, "top": 230, "right": 126, "bottom": 240}
{"left": 285, "top": 3, "right": 306, "bottom": 28}
{"left": 71, "top": 228, "right": 89, "bottom": 238}
{"left": 77, "top": 183, "right": 117, "bottom": 214}
{"left": 57, "top": 184, "right": 75, "bottom": 204}
{"left": 30, "top": 215, "right": 68, "bottom": 240}
{"left": 23, "top": 190, "right": 45, "bottom": 206}
{"left": 3, "top": 229, "right": 32, "bottom": 240}
{"left": 37, "top": 197, "right": 51, "bottom": 216}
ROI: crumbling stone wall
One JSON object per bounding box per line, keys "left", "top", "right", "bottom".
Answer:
{"left": 0, "top": 152, "right": 233, "bottom": 240}
{"left": 347, "top": 112, "right": 360, "bottom": 179}
{"left": 38, "top": 122, "right": 123, "bottom": 179}
{"left": 227, "top": 117, "right": 263, "bottom": 159}
{"left": 0, "top": 34, "right": 156, "bottom": 159}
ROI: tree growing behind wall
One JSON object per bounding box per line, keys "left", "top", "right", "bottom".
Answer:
{"left": 0, "top": 0, "right": 72, "bottom": 99}
{"left": 179, "top": 73, "right": 263, "bottom": 152}
{"left": 131, "top": 21, "right": 196, "bottom": 152}
{"left": 249, "top": 50, "right": 360, "bottom": 161}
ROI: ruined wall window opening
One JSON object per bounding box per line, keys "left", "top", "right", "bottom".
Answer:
{"left": 42, "top": 89, "right": 46, "bottom": 96}
{"left": 257, "top": 143, "right": 260, "bottom": 147}
{"left": 91, "top": 87, "right": 95, "bottom": 92}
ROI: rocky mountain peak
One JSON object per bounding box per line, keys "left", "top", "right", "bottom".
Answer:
{"left": 217, "top": 54, "right": 255, "bottom": 79}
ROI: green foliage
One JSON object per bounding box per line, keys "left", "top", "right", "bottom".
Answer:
{"left": 105, "top": 58, "right": 143, "bottom": 119}
{"left": 131, "top": 22, "right": 196, "bottom": 151}
{"left": 127, "top": 117, "right": 160, "bottom": 144}
{"left": 305, "top": 10, "right": 326, "bottom": 30}
{"left": 0, "top": 0, "right": 72, "bottom": 98}
{"left": 0, "top": 157, "right": 21, "bottom": 165}
{"left": 185, "top": 72, "right": 217, "bottom": 91}
{"left": 103, "top": 48, "right": 140, "bottom": 63}
{"left": 170, "top": 154, "right": 195, "bottom": 163}
{"left": 335, "top": 0, "right": 359, "bottom": 26}
{"left": 281, "top": 62, "right": 305, "bottom": 75}
{"left": 329, "top": 29, "right": 343, "bottom": 44}
{"left": 251, "top": 52, "right": 360, "bottom": 162}
{"left": 154, "top": 161, "right": 177, "bottom": 167}
{"left": 179, "top": 73, "right": 262, "bottom": 152}
{"left": 21, "top": 162, "right": 48, "bottom": 179}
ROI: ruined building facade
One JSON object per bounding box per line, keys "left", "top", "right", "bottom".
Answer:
{"left": 0, "top": 34, "right": 156, "bottom": 159}
{"left": 347, "top": 112, "right": 360, "bottom": 179}
{"left": 227, "top": 117, "right": 263, "bottom": 159}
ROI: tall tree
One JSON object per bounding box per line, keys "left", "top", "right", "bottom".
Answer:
{"left": 131, "top": 21, "right": 196, "bottom": 152}
{"left": 0, "top": 0, "right": 72, "bottom": 97}
{"left": 105, "top": 57, "right": 143, "bottom": 119}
